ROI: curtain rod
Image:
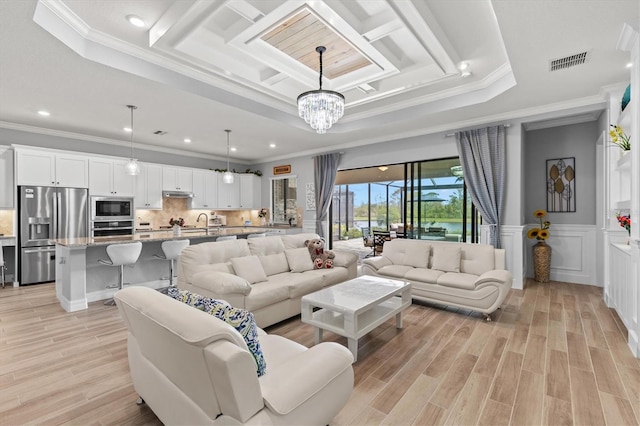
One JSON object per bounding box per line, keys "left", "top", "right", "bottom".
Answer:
{"left": 445, "top": 123, "right": 511, "bottom": 137}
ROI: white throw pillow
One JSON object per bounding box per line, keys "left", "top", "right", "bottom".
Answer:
{"left": 259, "top": 252, "right": 290, "bottom": 276}
{"left": 230, "top": 256, "right": 268, "bottom": 284}
{"left": 284, "top": 248, "right": 314, "bottom": 273}
{"left": 431, "top": 245, "right": 461, "bottom": 273}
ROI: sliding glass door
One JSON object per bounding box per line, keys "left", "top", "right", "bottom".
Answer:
{"left": 331, "top": 158, "right": 481, "bottom": 246}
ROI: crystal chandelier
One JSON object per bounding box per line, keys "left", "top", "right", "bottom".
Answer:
{"left": 297, "top": 46, "right": 345, "bottom": 134}
{"left": 125, "top": 105, "right": 140, "bottom": 176}
{"left": 222, "top": 129, "right": 234, "bottom": 184}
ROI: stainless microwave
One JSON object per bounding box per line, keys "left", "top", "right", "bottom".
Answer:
{"left": 91, "top": 196, "right": 134, "bottom": 221}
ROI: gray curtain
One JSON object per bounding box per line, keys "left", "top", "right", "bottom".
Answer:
{"left": 314, "top": 153, "right": 341, "bottom": 238}
{"left": 455, "top": 126, "right": 506, "bottom": 248}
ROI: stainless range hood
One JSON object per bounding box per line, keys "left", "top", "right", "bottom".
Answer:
{"left": 163, "top": 191, "right": 194, "bottom": 198}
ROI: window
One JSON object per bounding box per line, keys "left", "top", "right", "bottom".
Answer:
{"left": 271, "top": 176, "right": 297, "bottom": 224}
{"left": 331, "top": 159, "right": 481, "bottom": 245}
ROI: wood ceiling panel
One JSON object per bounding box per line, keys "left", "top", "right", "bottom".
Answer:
{"left": 261, "top": 8, "right": 371, "bottom": 80}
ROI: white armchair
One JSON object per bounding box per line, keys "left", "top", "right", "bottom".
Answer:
{"left": 115, "top": 286, "right": 354, "bottom": 425}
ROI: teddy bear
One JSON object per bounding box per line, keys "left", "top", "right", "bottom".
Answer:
{"left": 304, "top": 238, "right": 335, "bottom": 269}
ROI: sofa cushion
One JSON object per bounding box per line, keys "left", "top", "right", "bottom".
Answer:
{"left": 284, "top": 248, "right": 314, "bottom": 273}
{"left": 267, "top": 272, "right": 324, "bottom": 299}
{"left": 231, "top": 256, "right": 268, "bottom": 284}
{"left": 192, "top": 262, "right": 235, "bottom": 276}
{"left": 180, "top": 239, "right": 250, "bottom": 283}
{"left": 258, "top": 252, "right": 290, "bottom": 276}
{"left": 167, "top": 288, "right": 266, "bottom": 376}
{"left": 317, "top": 267, "right": 349, "bottom": 286}
{"left": 384, "top": 240, "right": 430, "bottom": 268}
{"left": 245, "top": 280, "right": 290, "bottom": 311}
{"left": 431, "top": 245, "right": 461, "bottom": 273}
{"left": 459, "top": 244, "right": 496, "bottom": 276}
{"left": 191, "top": 271, "right": 252, "bottom": 295}
{"left": 281, "top": 233, "right": 321, "bottom": 249}
{"left": 405, "top": 267, "right": 445, "bottom": 283}
{"left": 436, "top": 272, "right": 479, "bottom": 290}
{"left": 248, "top": 236, "right": 286, "bottom": 256}
{"left": 378, "top": 264, "right": 414, "bottom": 278}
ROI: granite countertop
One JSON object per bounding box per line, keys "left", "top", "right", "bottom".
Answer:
{"left": 51, "top": 227, "right": 272, "bottom": 247}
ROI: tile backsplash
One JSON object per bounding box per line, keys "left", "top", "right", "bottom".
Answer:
{"left": 135, "top": 198, "right": 266, "bottom": 229}
{"left": 0, "top": 210, "right": 15, "bottom": 236}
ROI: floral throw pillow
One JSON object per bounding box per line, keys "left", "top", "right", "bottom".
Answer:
{"left": 167, "top": 288, "right": 266, "bottom": 377}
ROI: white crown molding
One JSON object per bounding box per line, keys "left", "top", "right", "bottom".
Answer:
{"left": 250, "top": 94, "right": 608, "bottom": 164}
{"left": 0, "top": 121, "right": 230, "bottom": 162}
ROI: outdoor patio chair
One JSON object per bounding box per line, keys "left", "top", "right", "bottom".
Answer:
{"left": 362, "top": 227, "right": 375, "bottom": 258}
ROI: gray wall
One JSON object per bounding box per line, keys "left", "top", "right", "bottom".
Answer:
{"left": 524, "top": 122, "right": 599, "bottom": 225}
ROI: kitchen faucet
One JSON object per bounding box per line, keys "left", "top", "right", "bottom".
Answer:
{"left": 197, "top": 213, "right": 209, "bottom": 227}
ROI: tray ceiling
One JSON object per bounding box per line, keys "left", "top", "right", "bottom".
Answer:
{"left": 0, "top": 0, "right": 635, "bottom": 162}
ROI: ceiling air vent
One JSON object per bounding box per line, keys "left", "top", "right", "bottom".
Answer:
{"left": 549, "top": 51, "right": 589, "bottom": 72}
{"left": 153, "top": 130, "right": 167, "bottom": 135}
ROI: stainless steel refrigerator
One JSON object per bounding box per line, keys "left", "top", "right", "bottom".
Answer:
{"left": 18, "top": 186, "right": 88, "bottom": 285}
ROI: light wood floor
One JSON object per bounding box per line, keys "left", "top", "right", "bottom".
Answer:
{"left": 1, "top": 280, "right": 638, "bottom": 425}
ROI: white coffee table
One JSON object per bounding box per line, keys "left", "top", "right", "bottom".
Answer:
{"left": 301, "top": 275, "right": 411, "bottom": 362}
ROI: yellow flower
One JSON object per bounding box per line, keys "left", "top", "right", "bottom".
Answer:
{"left": 528, "top": 209, "right": 551, "bottom": 240}
{"left": 527, "top": 228, "right": 540, "bottom": 239}
{"left": 534, "top": 210, "right": 546, "bottom": 218}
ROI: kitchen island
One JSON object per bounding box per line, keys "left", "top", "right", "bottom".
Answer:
{"left": 52, "top": 227, "right": 275, "bottom": 312}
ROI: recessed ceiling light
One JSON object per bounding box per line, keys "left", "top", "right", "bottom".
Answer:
{"left": 230, "top": 147, "right": 237, "bottom": 152}
{"left": 183, "top": 138, "right": 191, "bottom": 143}
{"left": 37, "top": 110, "right": 50, "bottom": 116}
{"left": 127, "top": 15, "right": 145, "bottom": 28}
{"left": 626, "top": 62, "right": 633, "bottom": 68}
{"left": 123, "top": 127, "right": 132, "bottom": 132}
{"left": 461, "top": 71, "right": 472, "bottom": 78}
{"left": 378, "top": 166, "right": 389, "bottom": 172}
{"left": 459, "top": 62, "right": 469, "bottom": 71}
{"left": 269, "top": 143, "right": 276, "bottom": 148}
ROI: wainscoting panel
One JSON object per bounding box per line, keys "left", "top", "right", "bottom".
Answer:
{"left": 526, "top": 224, "right": 597, "bottom": 286}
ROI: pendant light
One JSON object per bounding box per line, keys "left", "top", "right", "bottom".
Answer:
{"left": 125, "top": 105, "right": 140, "bottom": 176}
{"left": 297, "top": 46, "right": 345, "bottom": 134}
{"left": 222, "top": 129, "right": 234, "bottom": 184}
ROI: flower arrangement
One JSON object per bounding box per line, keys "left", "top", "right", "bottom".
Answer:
{"left": 527, "top": 209, "right": 551, "bottom": 241}
{"left": 169, "top": 217, "right": 185, "bottom": 227}
{"left": 616, "top": 213, "right": 631, "bottom": 235}
{"left": 609, "top": 125, "right": 630, "bottom": 151}
{"left": 258, "top": 208, "right": 268, "bottom": 218}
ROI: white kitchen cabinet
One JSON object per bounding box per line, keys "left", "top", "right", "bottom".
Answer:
{"left": 239, "top": 174, "right": 261, "bottom": 209}
{"left": 89, "top": 158, "right": 134, "bottom": 196}
{"left": 16, "top": 148, "right": 88, "bottom": 188}
{"left": 162, "top": 166, "right": 193, "bottom": 192}
{"left": 135, "top": 163, "right": 163, "bottom": 209}
{"left": 217, "top": 173, "right": 240, "bottom": 209}
{"left": 192, "top": 170, "right": 218, "bottom": 209}
{"left": 0, "top": 147, "right": 14, "bottom": 208}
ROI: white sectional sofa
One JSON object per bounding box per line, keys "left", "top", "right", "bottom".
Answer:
{"left": 115, "top": 286, "right": 354, "bottom": 425}
{"left": 177, "top": 233, "right": 358, "bottom": 328}
{"left": 362, "top": 239, "right": 512, "bottom": 318}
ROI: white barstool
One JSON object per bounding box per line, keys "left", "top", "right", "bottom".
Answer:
{"left": 247, "top": 233, "right": 266, "bottom": 238}
{"left": 0, "top": 245, "right": 5, "bottom": 288}
{"left": 99, "top": 242, "right": 143, "bottom": 305}
{"left": 153, "top": 239, "right": 190, "bottom": 287}
{"left": 216, "top": 235, "right": 237, "bottom": 241}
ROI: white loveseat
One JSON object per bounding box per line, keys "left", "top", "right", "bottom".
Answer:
{"left": 115, "top": 286, "right": 354, "bottom": 425}
{"left": 362, "top": 239, "right": 512, "bottom": 318}
{"left": 177, "top": 233, "right": 358, "bottom": 327}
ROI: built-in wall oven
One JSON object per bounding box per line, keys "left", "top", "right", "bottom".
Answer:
{"left": 90, "top": 197, "right": 135, "bottom": 237}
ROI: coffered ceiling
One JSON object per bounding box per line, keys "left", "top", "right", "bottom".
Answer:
{"left": 0, "top": 0, "right": 636, "bottom": 164}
